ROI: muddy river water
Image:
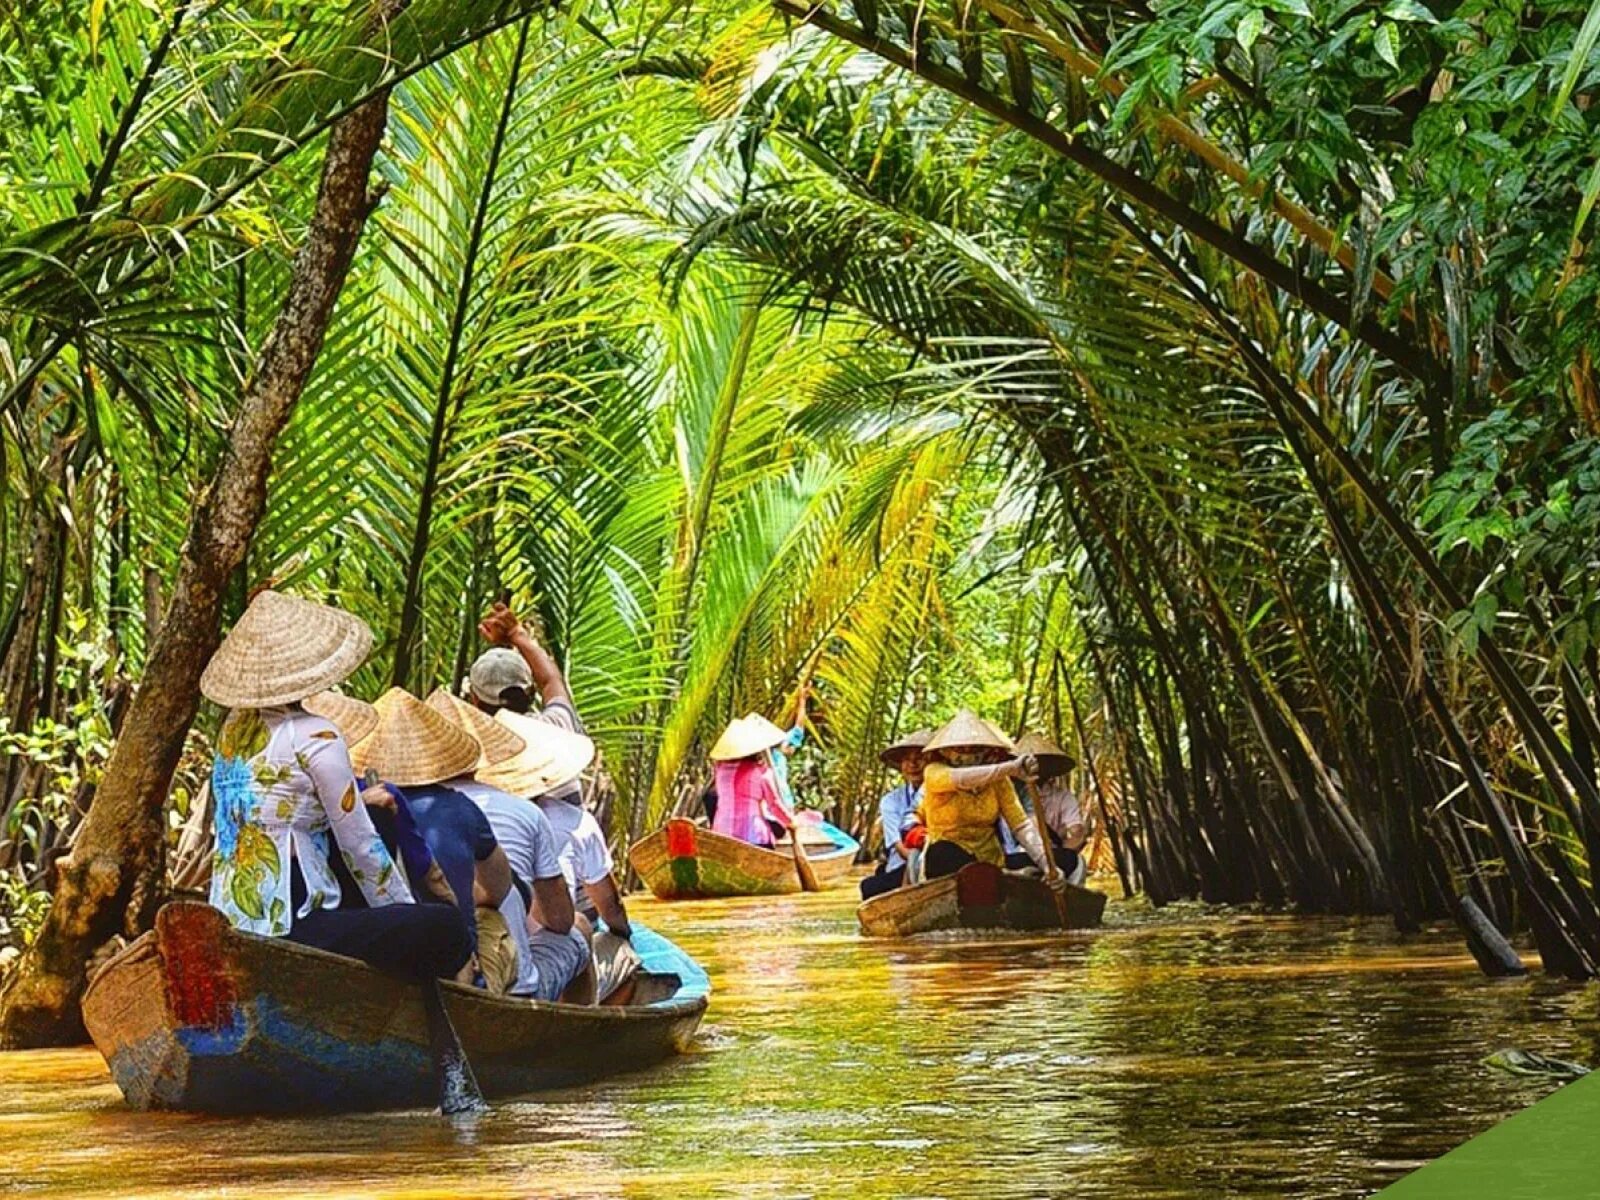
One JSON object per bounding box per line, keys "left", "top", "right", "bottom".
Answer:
{"left": 2, "top": 886, "right": 1595, "bottom": 1198}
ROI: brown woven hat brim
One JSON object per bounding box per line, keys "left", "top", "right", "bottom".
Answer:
{"left": 879, "top": 727, "right": 934, "bottom": 766}
{"left": 201, "top": 589, "right": 372, "bottom": 708}
{"left": 425, "top": 688, "right": 526, "bottom": 771}
{"left": 477, "top": 709, "right": 595, "bottom": 796}
{"left": 351, "top": 687, "right": 481, "bottom": 787}
{"left": 925, "top": 709, "right": 1015, "bottom": 755}
{"left": 303, "top": 690, "right": 378, "bottom": 746}
{"left": 709, "top": 715, "right": 787, "bottom": 762}
{"left": 1016, "top": 731, "right": 1076, "bottom": 774}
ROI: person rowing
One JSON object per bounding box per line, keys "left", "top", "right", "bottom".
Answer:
{"left": 200, "top": 591, "right": 471, "bottom": 984}
{"left": 859, "top": 728, "right": 932, "bottom": 900}
{"left": 706, "top": 714, "right": 796, "bottom": 848}
{"left": 913, "top": 709, "right": 1064, "bottom": 890}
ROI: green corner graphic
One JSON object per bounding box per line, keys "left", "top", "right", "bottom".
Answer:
{"left": 1378, "top": 1070, "right": 1600, "bottom": 1197}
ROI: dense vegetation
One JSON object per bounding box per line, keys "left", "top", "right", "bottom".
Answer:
{"left": 2, "top": 0, "right": 1599, "bottom": 1040}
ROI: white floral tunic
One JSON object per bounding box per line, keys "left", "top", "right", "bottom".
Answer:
{"left": 210, "top": 706, "right": 413, "bottom": 936}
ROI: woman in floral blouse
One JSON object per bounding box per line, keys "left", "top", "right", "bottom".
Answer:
{"left": 200, "top": 589, "right": 471, "bottom": 981}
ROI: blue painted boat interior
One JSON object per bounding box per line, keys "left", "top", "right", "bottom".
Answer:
{"left": 616, "top": 923, "right": 711, "bottom": 1003}
{"left": 812, "top": 819, "right": 860, "bottom": 856}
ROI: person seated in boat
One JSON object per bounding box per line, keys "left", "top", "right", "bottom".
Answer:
{"left": 995, "top": 788, "right": 1078, "bottom": 879}
{"left": 914, "top": 709, "right": 1063, "bottom": 890}
{"left": 765, "top": 684, "right": 810, "bottom": 812}
{"left": 1014, "top": 732, "right": 1087, "bottom": 883}
{"left": 859, "top": 728, "right": 933, "bottom": 901}
{"left": 200, "top": 590, "right": 472, "bottom": 983}
{"left": 428, "top": 688, "right": 599, "bottom": 1003}
{"left": 303, "top": 689, "right": 463, "bottom": 913}
{"left": 472, "top": 604, "right": 635, "bottom": 1002}
{"left": 707, "top": 715, "right": 796, "bottom": 848}
{"left": 525, "top": 746, "right": 641, "bottom": 1004}
{"left": 471, "top": 602, "right": 586, "bottom": 773}
{"left": 353, "top": 688, "right": 518, "bottom": 987}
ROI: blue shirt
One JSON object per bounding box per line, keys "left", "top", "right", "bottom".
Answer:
{"left": 393, "top": 783, "right": 497, "bottom": 941}
{"left": 878, "top": 782, "right": 923, "bottom": 870}
{"left": 767, "top": 725, "right": 806, "bottom": 808}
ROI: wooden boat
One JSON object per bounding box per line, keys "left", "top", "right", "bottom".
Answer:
{"left": 857, "top": 861, "right": 1108, "bottom": 937}
{"left": 629, "top": 816, "right": 860, "bottom": 899}
{"left": 81, "top": 902, "right": 708, "bottom": 1114}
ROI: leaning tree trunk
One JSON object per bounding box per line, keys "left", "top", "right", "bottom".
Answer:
{"left": 0, "top": 94, "right": 392, "bottom": 1048}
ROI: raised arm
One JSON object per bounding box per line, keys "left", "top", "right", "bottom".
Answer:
{"left": 923, "top": 756, "right": 1034, "bottom": 792}
{"left": 302, "top": 725, "right": 413, "bottom": 907}
{"left": 480, "top": 602, "right": 571, "bottom": 709}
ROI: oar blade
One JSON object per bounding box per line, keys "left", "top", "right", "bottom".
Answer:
{"left": 422, "top": 980, "right": 488, "bottom": 1116}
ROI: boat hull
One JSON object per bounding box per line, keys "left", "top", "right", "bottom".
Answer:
{"left": 81, "top": 902, "right": 708, "bottom": 1114}
{"left": 857, "top": 862, "right": 1108, "bottom": 937}
{"left": 628, "top": 817, "right": 859, "bottom": 899}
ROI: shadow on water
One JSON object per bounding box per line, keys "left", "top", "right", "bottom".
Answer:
{"left": 2, "top": 883, "right": 1596, "bottom": 1199}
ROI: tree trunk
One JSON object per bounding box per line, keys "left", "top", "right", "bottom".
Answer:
{"left": 0, "top": 94, "right": 392, "bottom": 1048}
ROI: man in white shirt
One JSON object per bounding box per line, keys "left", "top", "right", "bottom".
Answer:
{"left": 860, "top": 729, "right": 931, "bottom": 901}
{"left": 428, "top": 687, "right": 588, "bottom": 1001}
{"left": 472, "top": 603, "right": 638, "bottom": 1000}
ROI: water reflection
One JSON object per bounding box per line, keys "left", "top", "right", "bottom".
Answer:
{"left": 2, "top": 888, "right": 1594, "bottom": 1198}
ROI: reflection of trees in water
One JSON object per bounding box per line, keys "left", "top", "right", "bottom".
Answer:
{"left": 1044, "top": 915, "right": 1575, "bottom": 1196}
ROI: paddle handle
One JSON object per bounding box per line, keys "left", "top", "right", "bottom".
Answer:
{"left": 1024, "top": 778, "right": 1071, "bottom": 928}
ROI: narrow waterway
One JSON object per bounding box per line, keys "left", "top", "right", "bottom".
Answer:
{"left": 2, "top": 886, "right": 1595, "bottom": 1198}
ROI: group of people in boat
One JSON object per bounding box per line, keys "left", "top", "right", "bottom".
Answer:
{"left": 200, "top": 589, "right": 639, "bottom": 1004}
{"left": 689, "top": 688, "right": 1086, "bottom": 901}
{"left": 858, "top": 711, "right": 1087, "bottom": 901}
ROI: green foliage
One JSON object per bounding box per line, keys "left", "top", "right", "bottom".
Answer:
{"left": 7, "top": 0, "right": 1600, "bottom": 959}
{"left": 0, "top": 619, "right": 116, "bottom": 949}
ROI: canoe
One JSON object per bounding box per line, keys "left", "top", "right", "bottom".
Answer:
{"left": 81, "top": 901, "right": 708, "bottom": 1114}
{"left": 857, "top": 861, "right": 1108, "bottom": 937}
{"left": 629, "top": 815, "right": 860, "bottom": 899}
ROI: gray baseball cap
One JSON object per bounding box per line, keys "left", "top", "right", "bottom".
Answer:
{"left": 468, "top": 648, "right": 533, "bottom": 706}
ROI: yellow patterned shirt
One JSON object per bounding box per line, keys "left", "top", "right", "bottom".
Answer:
{"left": 916, "top": 761, "right": 1030, "bottom": 866}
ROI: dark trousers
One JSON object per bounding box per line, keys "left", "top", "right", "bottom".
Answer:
{"left": 286, "top": 861, "right": 472, "bottom": 982}
{"left": 925, "top": 840, "right": 978, "bottom": 879}
{"left": 859, "top": 863, "right": 906, "bottom": 900}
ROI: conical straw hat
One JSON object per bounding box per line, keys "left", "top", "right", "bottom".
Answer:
{"left": 477, "top": 708, "right": 595, "bottom": 797}
{"left": 425, "top": 688, "right": 526, "bottom": 771}
{"left": 925, "top": 709, "right": 1015, "bottom": 755}
{"left": 880, "top": 727, "right": 934, "bottom": 766}
{"left": 303, "top": 690, "right": 378, "bottom": 747}
{"left": 351, "top": 687, "right": 480, "bottom": 787}
{"left": 201, "top": 589, "right": 372, "bottom": 708}
{"left": 1015, "top": 731, "right": 1076, "bottom": 775}
{"left": 743, "top": 712, "right": 791, "bottom": 745}
{"left": 709, "top": 715, "right": 787, "bottom": 762}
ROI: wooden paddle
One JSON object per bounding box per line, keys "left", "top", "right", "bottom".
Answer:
{"left": 1024, "top": 778, "right": 1071, "bottom": 928}
{"left": 791, "top": 825, "right": 821, "bottom": 892}
{"left": 420, "top": 979, "right": 488, "bottom": 1116}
